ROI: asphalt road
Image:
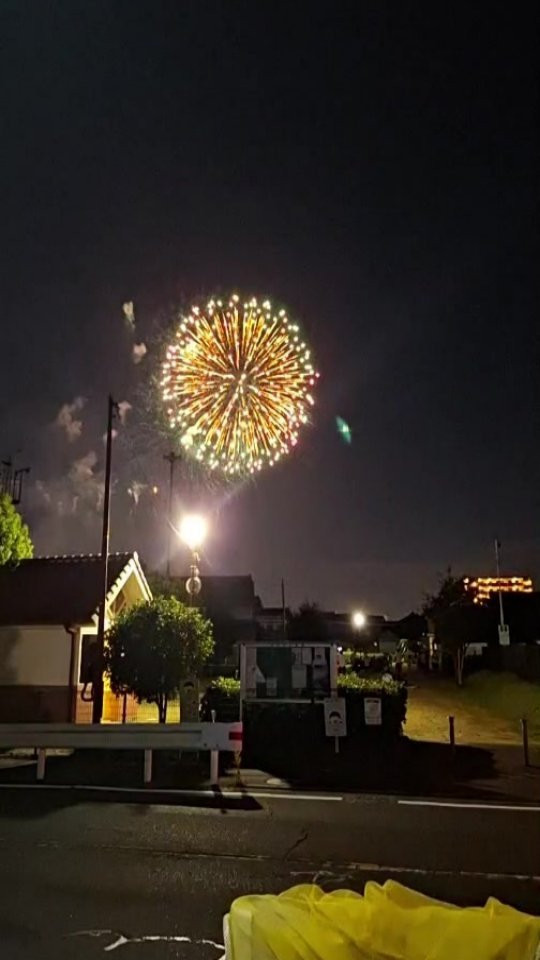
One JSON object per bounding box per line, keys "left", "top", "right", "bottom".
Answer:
{"left": 0, "top": 786, "right": 539, "bottom": 958}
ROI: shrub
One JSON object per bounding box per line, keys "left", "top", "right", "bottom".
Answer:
{"left": 208, "top": 676, "right": 241, "bottom": 696}
{"left": 338, "top": 672, "right": 407, "bottom": 736}
{"left": 338, "top": 673, "right": 402, "bottom": 696}
{"left": 200, "top": 676, "right": 241, "bottom": 722}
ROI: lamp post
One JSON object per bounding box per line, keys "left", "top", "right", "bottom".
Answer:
{"left": 179, "top": 513, "right": 208, "bottom": 605}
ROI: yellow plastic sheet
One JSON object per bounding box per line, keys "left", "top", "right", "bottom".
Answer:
{"left": 226, "top": 880, "right": 540, "bottom": 959}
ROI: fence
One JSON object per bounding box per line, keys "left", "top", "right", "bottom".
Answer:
{"left": 75, "top": 688, "right": 181, "bottom": 724}
{"left": 0, "top": 721, "right": 243, "bottom": 784}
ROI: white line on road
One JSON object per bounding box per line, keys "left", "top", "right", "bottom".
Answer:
{"left": 292, "top": 862, "right": 540, "bottom": 883}
{"left": 0, "top": 783, "right": 343, "bottom": 802}
{"left": 399, "top": 800, "right": 540, "bottom": 813}
{"left": 68, "top": 930, "right": 224, "bottom": 953}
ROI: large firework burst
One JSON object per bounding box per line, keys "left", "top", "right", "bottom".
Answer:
{"left": 161, "top": 295, "right": 318, "bottom": 475}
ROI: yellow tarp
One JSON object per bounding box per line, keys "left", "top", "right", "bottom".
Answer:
{"left": 227, "top": 881, "right": 540, "bottom": 959}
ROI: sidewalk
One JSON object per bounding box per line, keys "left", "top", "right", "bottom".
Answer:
{"left": 1, "top": 743, "right": 538, "bottom": 804}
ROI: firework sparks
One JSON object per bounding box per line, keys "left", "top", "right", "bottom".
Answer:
{"left": 161, "top": 295, "right": 318, "bottom": 475}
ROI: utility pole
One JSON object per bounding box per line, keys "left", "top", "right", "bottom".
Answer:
{"left": 92, "top": 395, "right": 118, "bottom": 724}
{"left": 163, "top": 451, "right": 181, "bottom": 578}
{"left": 494, "top": 538, "right": 510, "bottom": 646}
{"left": 281, "top": 577, "right": 287, "bottom": 641}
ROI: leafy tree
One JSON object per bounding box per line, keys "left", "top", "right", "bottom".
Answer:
{"left": 0, "top": 494, "right": 33, "bottom": 566}
{"left": 423, "top": 571, "right": 488, "bottom": 685}
{"left": 105, "top": 596, "right": 214, "bottom": 722}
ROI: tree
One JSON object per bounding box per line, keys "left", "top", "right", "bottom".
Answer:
{"left": 0, "top": 494, "right": 33, "bottom": 566}
{"left": 105, "top": 596, "right": 214, "bottom": 722}
{"left": 423, "top": 571, "right": 487, "bottom": 685}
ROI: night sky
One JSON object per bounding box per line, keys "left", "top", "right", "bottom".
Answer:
{"left": 2, "top": 3, "right": 538, "bottom": 617}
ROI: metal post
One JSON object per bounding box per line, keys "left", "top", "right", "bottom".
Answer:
{"left": 144, "top": 748, "right": 153, "bottom": 784}
{"left": 163, "top": 452, "right": 181, "bottom": 579}
{"left": 281, "top": 577, "right": 287, "bottom": 641}
{"left": 521, "top": 718, "right": 530, "bottom": 767}
{"left": 210, "top": 709, "right": 219, "bottom": 785}
{"left": 92, "top": 395, "right": 117, "bottom": 724}
{"left": 448, "top": 715, "right": 455, "bottom": 755}
{"left": 495, "top": 538, "right": 505, "bottom": 628}
{"left": 36, "top": 748, "right": 46, "bottom": 781}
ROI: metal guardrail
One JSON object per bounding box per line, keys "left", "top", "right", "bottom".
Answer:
{"left": 0, "top": 721, "right": 243, "bottom": 785}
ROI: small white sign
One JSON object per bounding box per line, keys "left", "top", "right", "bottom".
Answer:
{"left": 364, "top": 697, "right": 382, "bottom": 726}
{"left": 324, "top": 697, "right": 347, "bottom": 737}
{"left": 180, "top": 678, "right": 199, "bottom": 722}
{"left": 266, "top": 677, "right": 278, "bottom": 697}
{"left": 498, "top": 624, "right": 510, "bottom": 647}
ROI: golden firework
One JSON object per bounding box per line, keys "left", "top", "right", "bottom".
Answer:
{"left": 161, "top": 295, "right": 318, "bottom": 474}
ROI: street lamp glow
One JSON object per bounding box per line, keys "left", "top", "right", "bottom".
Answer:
{"left": 352, "top": 610, "right": 366, "bottom": 630}
{"left": 179, "top": 513, "right": 208, "bottom": 551}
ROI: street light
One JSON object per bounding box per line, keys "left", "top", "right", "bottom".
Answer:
{"left": 179, "top": 513, "right": 208, "bottom": 602}
{"left": 351, "top": 610, "right": 366, "bottom": 630}
{"left": 179, "top": 513, "right": 208, "bottom": 552}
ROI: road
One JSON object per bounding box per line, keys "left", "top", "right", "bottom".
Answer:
{"left": 0, "top": 785, "right": 539, "bottom": 958}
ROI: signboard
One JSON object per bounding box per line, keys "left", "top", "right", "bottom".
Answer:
{"left": 498, "top": 624, "right": 510, "bottom": 647}
{"left": 324, "top": 697, "right": 347, "bottom": 738}
{"left": 180, "top": 678, "right": 199, "bottom": 722}
{"left": 364, "top": 697, "right": 382, "bottom": 726}
{"left": 245, "top": 646, "right": 258, "bottom": 697}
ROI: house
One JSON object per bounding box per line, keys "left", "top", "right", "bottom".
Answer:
{"left": 0, "top": 553, "right": 151, "bottom": 722}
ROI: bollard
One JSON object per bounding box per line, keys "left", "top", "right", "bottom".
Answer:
{"left": 521, "top": 718, "right": 530, "bottom": 768}
{"left": 36, "top": 748, "right": 47, "bottom": 781}
{"left": 210, "top": 709, "right": 219, "bottom": 785}
{"left": 144, "top": 748, "right": 153, "bottom": 784}
{"left": 448, "top": 716, "right": 455, "bottom": 755}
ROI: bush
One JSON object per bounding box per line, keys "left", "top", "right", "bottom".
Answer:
{"left": 208, "top": 677, "right": 241, "bottom": 696}
{"left": 200, "top": 676, "right": 241, "bottom": 722}
{"left": 338, "top": 673, "right": 402, "bottom": 696}
{"left": 338, "top": 673, "right": 407, "bottom": 737}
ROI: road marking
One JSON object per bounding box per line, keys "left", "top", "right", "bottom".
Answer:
{"left": 399, "top": 800, "right": 540, "bottom": 813}
{"left": 0, "top": 782, "right": 342, "bottom": 802}
{"left": 69, "top": 930, "right": 224, "bottom": 953}
{"left": 292, "top": 863, "right": 540, "bottom": 883}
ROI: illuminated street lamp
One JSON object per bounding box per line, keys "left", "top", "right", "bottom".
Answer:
{"left": 351, "top": 610, "right": 366, "bottom": 630}
{"left": 179, "top": 513, "right": 208, "bottom": 602}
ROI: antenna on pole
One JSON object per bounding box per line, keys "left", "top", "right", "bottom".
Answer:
{"left": 1, "top": 457, "right": 30, "bottom": 505}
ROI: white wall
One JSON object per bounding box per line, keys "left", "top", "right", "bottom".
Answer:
{"left": 0, "top": 625, "right": 71, "bottom": 686}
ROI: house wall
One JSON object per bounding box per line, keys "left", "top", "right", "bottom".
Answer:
{"left": 0, "top": 625, "right": 72, "bottom": 722}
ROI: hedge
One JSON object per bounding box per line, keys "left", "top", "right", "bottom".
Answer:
{"left": 202, "top": 673, "right": 407, "bottom": 748}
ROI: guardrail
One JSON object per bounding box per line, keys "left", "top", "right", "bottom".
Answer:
{"left": 0, "top": 721, "right": 243, "bottom": 786}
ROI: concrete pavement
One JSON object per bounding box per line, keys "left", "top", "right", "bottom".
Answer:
{"left": 0, "top": 786, "right": 539, "bottom": 957}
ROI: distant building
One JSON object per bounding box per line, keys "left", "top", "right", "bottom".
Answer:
{"left": 174, "top": 575, "right": 257, "bottom": 666}
{"left": 464, "top": 576, "right": 533, "bottom": 605}
{"left": 255, "top": 603, "right": 289, "bottom": 640}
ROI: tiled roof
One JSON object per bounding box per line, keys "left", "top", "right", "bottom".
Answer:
{"left": 0, "top": 553, "right": 142, "bottom": 626}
